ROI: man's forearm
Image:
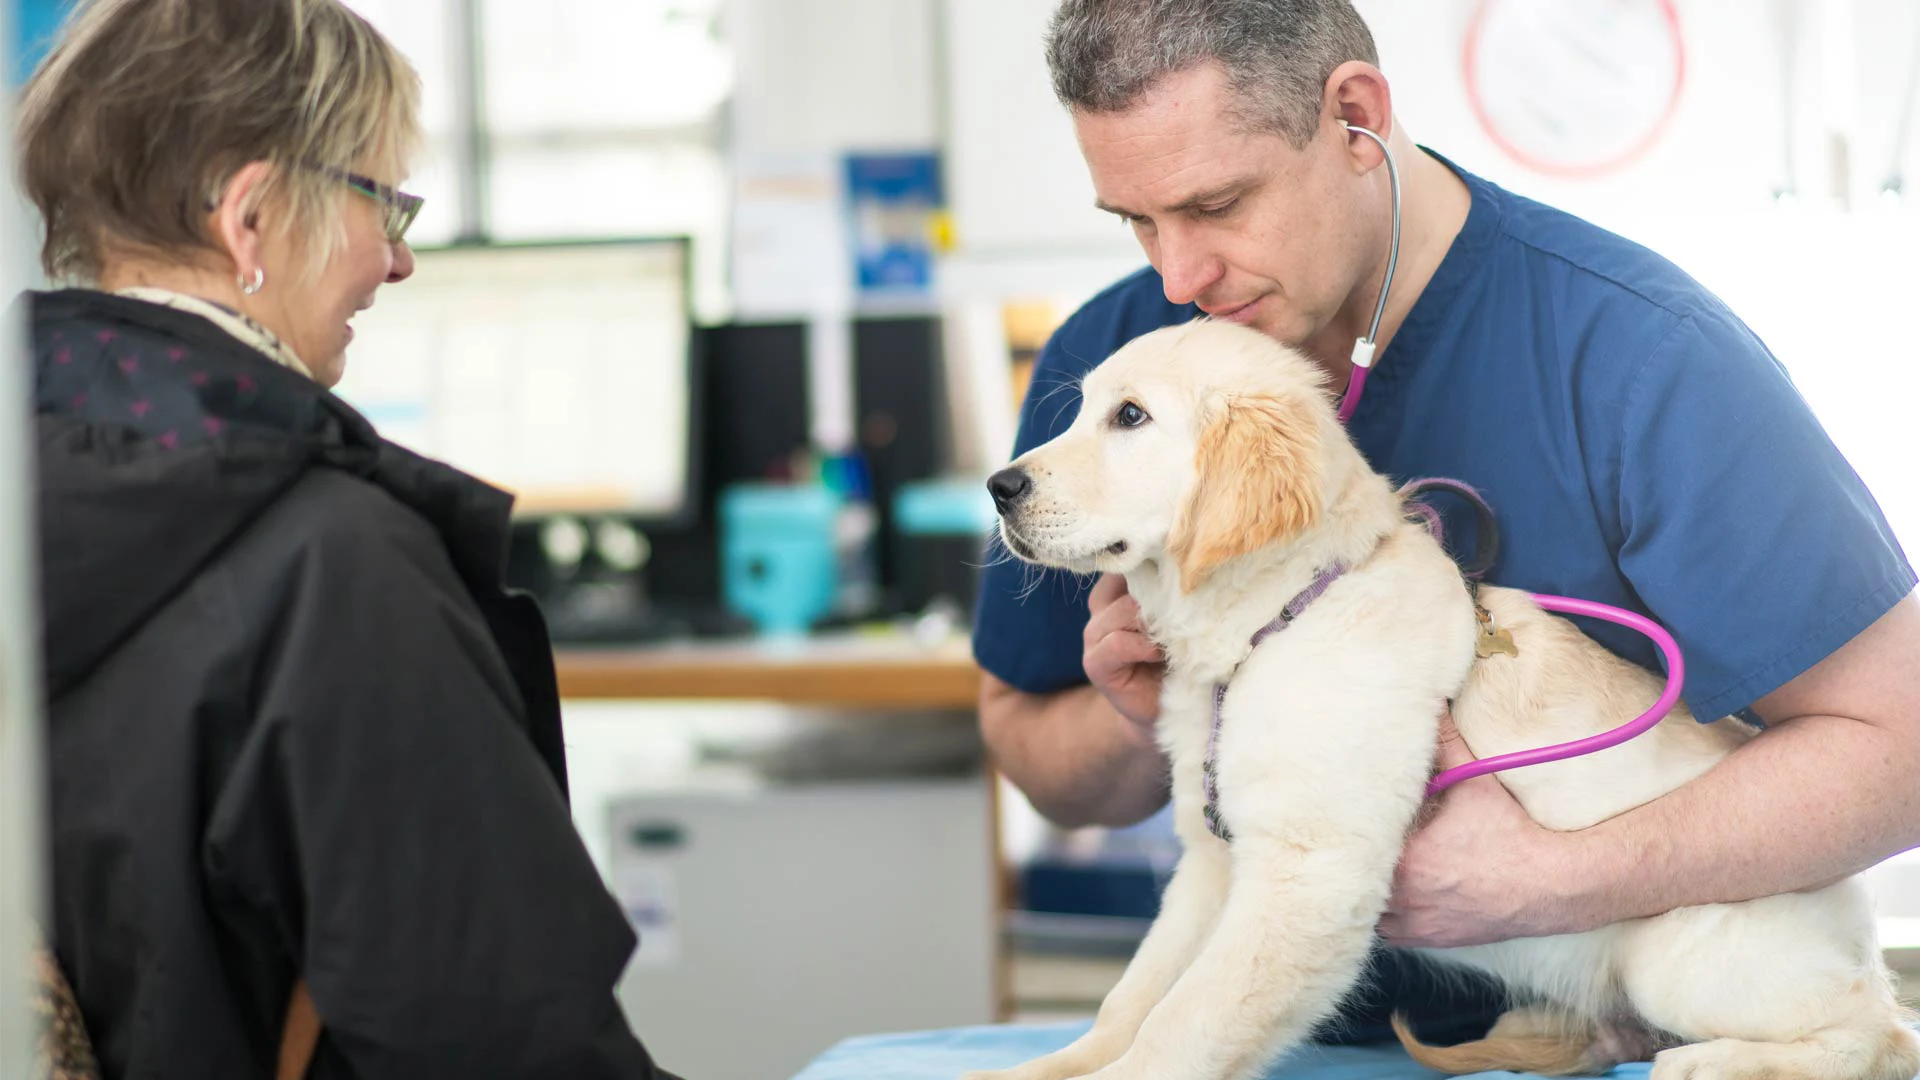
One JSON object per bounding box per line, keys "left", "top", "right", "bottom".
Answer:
{"left": 1546, "top": 711, "right": 1920, "bottom": 934}
{"left": 979, "top": 678, "right": 1171, "bottom": 828}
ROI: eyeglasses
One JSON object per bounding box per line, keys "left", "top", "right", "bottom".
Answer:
{"left": 309, "top": 165, "right": 423, "bottom": 244}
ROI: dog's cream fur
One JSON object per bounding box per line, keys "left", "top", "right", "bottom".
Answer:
{"left": 973, "top": 319, "right": 1919, "bottom": 1080}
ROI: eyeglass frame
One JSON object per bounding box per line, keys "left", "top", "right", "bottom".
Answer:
{"left": 306, "top": 164, "right": 423, "bottom": 244}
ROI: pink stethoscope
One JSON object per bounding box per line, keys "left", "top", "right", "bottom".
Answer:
{"left": 1338, "top": 123, "right": 1687, "bottom": 798}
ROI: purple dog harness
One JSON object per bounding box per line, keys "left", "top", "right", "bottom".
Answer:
{"left": 1201, "top": 479, "right": 1494, "bottom": 843}
{"left": 1201, "top": 563, "right": 1348, "bottom": 843}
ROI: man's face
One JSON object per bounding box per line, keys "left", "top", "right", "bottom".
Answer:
{"left": 1074, "top": 63, "right": 1373, "bottom": 352}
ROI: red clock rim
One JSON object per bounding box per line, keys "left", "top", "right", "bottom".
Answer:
{"left": 1461, "top": 0, "right": 1688, "bottom": 180}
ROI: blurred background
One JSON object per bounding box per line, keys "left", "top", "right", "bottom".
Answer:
{"left": 3, "top": 2, "right": 1919, "bottom": 1078}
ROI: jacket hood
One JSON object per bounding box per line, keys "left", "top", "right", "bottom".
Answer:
{"left": 27, "top": 289, "right": 514, "bottom": 699}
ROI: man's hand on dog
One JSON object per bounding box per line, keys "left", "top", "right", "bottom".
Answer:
{"left": 1084, "top": 574, "right": 1166, "bottom": 732}
{"left": 1378, "top": 713, "right": 1574, "bottom": 949}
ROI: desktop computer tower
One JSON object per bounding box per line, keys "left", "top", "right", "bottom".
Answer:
{"left": 852, "top": 315, "right": 950, "bottom": 595}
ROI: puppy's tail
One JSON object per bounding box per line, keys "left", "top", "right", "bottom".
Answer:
{"left": 1390, "top": 1011, "right": 1598, "bottom": 1077}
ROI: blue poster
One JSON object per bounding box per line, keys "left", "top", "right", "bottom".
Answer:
{"left": 15, "top": 0, "right": 73, "bottom": 86}
{"left": 843, "top": 151, "right": 942, "bottom": 297}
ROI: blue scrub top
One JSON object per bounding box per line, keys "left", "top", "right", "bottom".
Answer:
{"left": 973, "top": 150, "right": 1915, "bottom": 728}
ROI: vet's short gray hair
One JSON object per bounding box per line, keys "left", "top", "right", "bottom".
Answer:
{"left": 1045, "top": 0, "right": 1378, "bottom": 147}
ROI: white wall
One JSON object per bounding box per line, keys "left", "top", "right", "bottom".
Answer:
{"left": 942, "top": 0, "right": 1129, "bottom": 259}
{"left": 727, "top": 0, "right": 940, "bottom": 158}
{"left": 0, "top": 5, "right": 45, "bottom": 1063}
{"left": 0, "top": 369, "right": 37, "bottom": 1080}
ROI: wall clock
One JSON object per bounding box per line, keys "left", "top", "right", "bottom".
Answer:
{"left": 1463, "top": 0, "right": 1687, "bottom": 178}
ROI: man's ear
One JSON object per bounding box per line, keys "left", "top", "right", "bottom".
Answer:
{"left": 1165, "top": 392, "right": 1324, "bottom": 592}
{"left": 207, "top": 161, "right": 273, "bottom": 281}
{"left": 1324, "top": 59, "right": 1393, "bottom": 169}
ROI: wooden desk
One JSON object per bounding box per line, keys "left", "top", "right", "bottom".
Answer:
{"left": 554, "top": 632, "right": 982, "bottom": 709}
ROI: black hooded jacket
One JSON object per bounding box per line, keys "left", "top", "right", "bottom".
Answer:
{"left": 31, "top": 289, "right": 679, "bottom": 1079}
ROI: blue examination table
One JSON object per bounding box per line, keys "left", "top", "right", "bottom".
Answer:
{"left": 791, "top": 1019, "right": 1663, "bottom": 1080}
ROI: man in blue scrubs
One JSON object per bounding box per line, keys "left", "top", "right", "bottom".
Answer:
{"left": 974, "top": 0, "right": 1920, "bottom": 1044}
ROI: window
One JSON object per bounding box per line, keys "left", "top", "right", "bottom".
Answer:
{"left": 344, "top": 0, "right": 733, "bottom": 318}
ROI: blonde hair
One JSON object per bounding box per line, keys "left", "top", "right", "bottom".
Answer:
{"left": 17, "top": 0, "right": 423, "bottom": 285}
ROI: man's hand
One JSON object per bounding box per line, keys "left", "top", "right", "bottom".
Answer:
{"left": 1378, "top": 714, "right": 1573, "bottom": 949}
{"left": 1083, "top": 574, "right": 1166, "bottom": 733}
{"left": 973, "top": 574, "right": 1174, "bottom": 828}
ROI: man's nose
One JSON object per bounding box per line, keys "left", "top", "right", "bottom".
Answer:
{"left": 1154, "top": 227, "right": 1224, "bottom": 306}
{"left": 987, "top": 467, "right": 1032, "bottom": 513}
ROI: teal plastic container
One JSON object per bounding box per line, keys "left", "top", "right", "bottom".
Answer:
{"left": 720, "top": 483, "right": 843, "bottom": 634}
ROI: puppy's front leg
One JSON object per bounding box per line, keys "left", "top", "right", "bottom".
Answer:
{"left": 959, "top": 843, "right": 1230, "bottom": 1080}
{"left": 1079, "top": 838, "right": 1391, "bottom": 1080}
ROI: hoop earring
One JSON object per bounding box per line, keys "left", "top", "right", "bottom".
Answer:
{"left": 238, "top": 267, "right": 264, "bottom": 296}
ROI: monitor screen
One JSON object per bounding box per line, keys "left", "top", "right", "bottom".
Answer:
{"left": 332, "top": 238, "right": 695, "bottom": 519}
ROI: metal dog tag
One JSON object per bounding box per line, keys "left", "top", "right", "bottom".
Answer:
{"left": 1474, "top": 603, "right": 1519, "bottom": 659}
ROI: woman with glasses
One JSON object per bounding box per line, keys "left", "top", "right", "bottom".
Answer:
{"left": 17, "top": 1, "right": 680, "bottom": 1077}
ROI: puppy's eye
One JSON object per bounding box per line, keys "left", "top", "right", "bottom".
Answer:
{"left": 1114, "top": 402, "right": 1150, "bottom": 428}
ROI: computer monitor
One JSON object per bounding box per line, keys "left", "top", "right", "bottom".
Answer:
{"left": 332, "top": 237, "right": 698, "bottom": 525}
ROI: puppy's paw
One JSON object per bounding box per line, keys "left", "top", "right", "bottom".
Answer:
{"left": 956, "top": 1033, "right": 1138, "bottom": 1080}
{"left": 1076, "top": 1061, "right": 1152, "bottom": 1080}
{"left": 957, "top": 1067, "right": 1073, "bottom": 1080}
{"left": 958, "top": 1052, "right": 1107, "bottom": 1080}
{"left": 1649, "top": 1040, "right": 1748, "bottom": 1080}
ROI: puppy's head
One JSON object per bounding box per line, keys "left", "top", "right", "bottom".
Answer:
{"left": 989, "top": 319, "right": 1334, "bottom": 593}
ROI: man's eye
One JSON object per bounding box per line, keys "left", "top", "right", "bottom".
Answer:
{"left": 1196, "top": 199, "right": 1238, "bottom": 219}
{"left": 1114, "top": 402, "right": 1150, "bottom": 428}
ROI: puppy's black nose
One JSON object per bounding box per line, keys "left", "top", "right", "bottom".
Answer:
{"left": 987, "top": 467, "right": 1032, "bottom": 512}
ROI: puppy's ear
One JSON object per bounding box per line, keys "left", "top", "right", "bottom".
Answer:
{"left": 1166, "top": 392, "right": 1323, "bottom": 592}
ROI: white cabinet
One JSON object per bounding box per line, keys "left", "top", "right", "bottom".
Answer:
{"left": 610, "top": 779, "right": 998, "bottom": 1080}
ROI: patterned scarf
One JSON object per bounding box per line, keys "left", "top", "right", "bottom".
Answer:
{"left": 112, "top": 287, "right": 314, "bottom": 380}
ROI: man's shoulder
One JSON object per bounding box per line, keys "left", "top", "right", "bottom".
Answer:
{"left": 1465, "top": 167, "right": 1726, "bottom": 324}
{"left": 1043, "top": 265, "right": 1197, "bottom": 375}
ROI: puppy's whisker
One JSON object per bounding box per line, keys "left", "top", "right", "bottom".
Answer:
{"left": 970, "top": 549, "right": 1022, "bottom": 571}
{"left": 984, "top": 549, "right": 1025, "bottom": 570}
{"left": 972, "top": 528, "right": 1024, "bottom": 571}
{"left": 1030, "top": 372, "right": 1084, "bottom": 409}
{"left": 1015, "top": 563, "right": 1055, "bottom": 604}
{"left": 1028, "top": 369, "right": 1088, "bottom": 432}
{"left": 1014, "top": 566, "right": 1043, "bottom": 603}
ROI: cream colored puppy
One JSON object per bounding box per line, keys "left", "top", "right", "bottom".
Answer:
{"left": 972, "top": 318, "right": 1917, "bottom": 1080}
